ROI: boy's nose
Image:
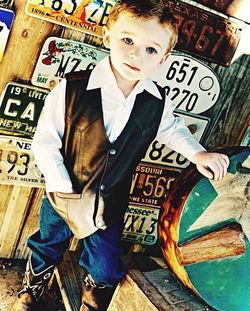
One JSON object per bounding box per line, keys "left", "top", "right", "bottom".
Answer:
{"left": 129, "top": 49, "right": 143, "bottom": 62}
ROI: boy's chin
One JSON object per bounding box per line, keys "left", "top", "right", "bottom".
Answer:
{"left": 119, "top": 70, "right": 144, "bottom": 81}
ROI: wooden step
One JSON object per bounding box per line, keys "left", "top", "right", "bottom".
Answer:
{"left": 55, "top": 251, "right": 84, "bottom": 311}
{"left": 55, "top": 251, "right": 214, "bottom": 311}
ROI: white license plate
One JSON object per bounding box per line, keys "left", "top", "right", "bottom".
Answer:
{"left": 143, "top": 111, "right": 209, "bottom": 169}
{"left": 31, "top": 36, "right": 108, "bottom": 89}
{"left": 122, "top": 205, "right": 160, "bottom": 245}
{"left": 150, "top": 53, "right": 220, "bottom": 114}
{"left": 0, "top": 135, "right": 45, "bottom": 187}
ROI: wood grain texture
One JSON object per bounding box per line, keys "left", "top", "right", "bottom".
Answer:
{"left": 201, "top": 55, "right": 250, "bottom": 150}
{"left": 14, "top": 188, "right": 44, "bottom": 259}
{"left": 0, "top": 186, "right": 31, "bottom": 257}
{"left": 177, "top": 224, "right": 246, "bottom": 265}
{"left": 55, "top": 251, "right": 84, "bottom": 311}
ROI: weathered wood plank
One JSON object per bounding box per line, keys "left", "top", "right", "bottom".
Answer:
{"left": 55, "top": 252, "right": 212, "bottom": 311}
{"left": 177, "top": 224, "right": 245, "bottom": 265}
{"left": 0, "top": 184, "right": 14, "bottom": 227}
{"left": 200, "top": 55, "right": 250, "bottom": 150}
{"left": 55, "top": 251, "right": 83, "bottom": 311}
{"left": 14, "top": 188, "right": 44, "bottom": 259}
{"left": 0, "top": 186, "right": 31, "bottom": 257}
{"left": 108, "top": 270, "right": 160, "bottom": 311}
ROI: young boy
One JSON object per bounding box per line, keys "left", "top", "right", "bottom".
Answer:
{"left": 11, "top": 0, "right": 229, "bottom": 310}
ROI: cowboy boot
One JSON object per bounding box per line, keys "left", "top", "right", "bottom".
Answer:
{"left": 80, "top": 272, "right": 116, "bottom": 311}
{"left": 9, "top": 257, "right": 55, "bottom": 311}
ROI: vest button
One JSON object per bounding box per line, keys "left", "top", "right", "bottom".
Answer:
{"left": 97, "top": 220, "right": 105, "bottom": 227}
{"left": 100, "top": 184, "right": 105, "bottom": 191}
{"left": 109, "top": 148, "right": 116, "bottom": 155}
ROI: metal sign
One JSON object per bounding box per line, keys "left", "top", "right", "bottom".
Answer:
{"left": 31, "top": 36, "right": 108, "bottom": 89}
{"left": 165, "top": 0, "right": 243, "bottom": 66}
{"left": 0, "top": 83, "right": 49, "bottom": 136}
{"left": 0, "top": 7, "right": 14, "bottom": 62}
{"left": 143, "top": 111, "right": 209, "bottom": 169}
{"left": 192, "top": 0, "right": 250, "bottom": 23}
{"left": 122, "top": 162, "right": 180, "bottom": 245}
{"left": 0, "top": 0, "right": 13, "bottom": 9}
{"left": 25, "top": 0, "right": 117, "bottom": 37}
{"left": 122, "top": 204, "right": 160, "bottom": 245}
{"left": 151, "top": 53, "right": 220, "bottom": 114}
{"left": 0, "top": 135, "right": 45, "bottom": 187}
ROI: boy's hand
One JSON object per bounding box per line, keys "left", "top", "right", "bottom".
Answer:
{"left": 193, "top": 151, "right": 230, "bottom": 181}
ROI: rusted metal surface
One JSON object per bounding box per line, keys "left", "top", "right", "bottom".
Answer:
{"left": 166, "top": 0, "right": 243, "bottom": 66}
{"left": 191, "top": 0, "right": 250, "bottom": 23}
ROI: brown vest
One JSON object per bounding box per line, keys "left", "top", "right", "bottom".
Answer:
{"left": 47, "top": 70, "right": 165, "bottom": 238}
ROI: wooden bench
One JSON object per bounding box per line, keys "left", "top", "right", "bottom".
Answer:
{"left": 55, "top": 251, "right": 214, "bottom": 311}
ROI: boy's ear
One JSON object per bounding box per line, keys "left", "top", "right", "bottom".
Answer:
{"left": 102, "top": 26, "right": 110, "bottom": 49}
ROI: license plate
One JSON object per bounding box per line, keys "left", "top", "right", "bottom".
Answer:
{"left": 0, "top": 83, "right": 49, "bottom": 136}
{"left": 0, "top": 0, "right": 13, "bottom": 9}
{"left": 31, "top": 36, "right": 108, "bottom": 89}
{"left": 151, "top": 53, "right": 220, "bottom": 114}
{"left": 0, "top": 7, "right": 14, "bottom": 62}
{"left": 165, "top": 0, "right": 243, "bottom": 66}
{"left": 0, "top": 135, "right": 45, "bottom": 187}
{"left": 193, "top": 0, "right": 250, "bottom": 23}
{"left": 129, "top": 163, "right": 180, "bottom": 207}
{"left": 143, "top": 111, "right": 209, "bottom": 169}
{"left": 122, "top": 163, "right": 180, "bottom": 245}
{"left": 25, "top": 0, "right": 117, "bottom": 37}
{"left": 122, "top": 205, "right": 160, "bottom": 245}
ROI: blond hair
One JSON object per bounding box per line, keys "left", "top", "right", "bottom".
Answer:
{"left": 106, "top": 0, "right": 178, "bottom": 53}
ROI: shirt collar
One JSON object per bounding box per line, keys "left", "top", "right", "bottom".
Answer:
{"left": 87, "top": 56, "right": 162, "bottom": 99}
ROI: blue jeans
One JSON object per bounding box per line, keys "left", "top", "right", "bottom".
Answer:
{"left": 27, "top": 194, "right": 126, "bottom": 287}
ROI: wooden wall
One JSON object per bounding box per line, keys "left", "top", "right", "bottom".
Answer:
{"left": 0, "top": 1, "right": 102, "bottom": 259}
{"left": 0, "top": 1, "right": 249, "bottom": 259}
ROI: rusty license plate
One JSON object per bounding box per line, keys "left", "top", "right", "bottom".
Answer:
{"left": 192, "top": 0, "right": 250, "bottom": 23}
{"left": 122, "top": 163, "right": 180, "bottom": 245}
{"left": 165, "top": 0, "right": 243, "bottom": 66}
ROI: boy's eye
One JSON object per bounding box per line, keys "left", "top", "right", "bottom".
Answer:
{"left": 146, "top": 47, "right": 157, "bottom": 54}
{"left": 123, "top": 38, "right": 133, "bottom": 45}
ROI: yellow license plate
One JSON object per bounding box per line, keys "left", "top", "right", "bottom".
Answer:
{"left": 25, "top": 0, "right": 117, "bottom": 37}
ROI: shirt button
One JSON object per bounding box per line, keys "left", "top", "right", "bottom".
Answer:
{"left": 109, "top": 148, "right": 116, "bottom": 155}
{"left": 100, "top": 184, "right": 105, "bottom": 191}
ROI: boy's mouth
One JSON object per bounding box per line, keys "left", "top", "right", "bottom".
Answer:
{"left": 125, "top": 63, "right": 140, "bottom": 71}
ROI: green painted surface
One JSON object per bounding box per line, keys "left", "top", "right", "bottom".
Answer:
{"left": 179, "top": 151, "right": 250, "bottom": 311}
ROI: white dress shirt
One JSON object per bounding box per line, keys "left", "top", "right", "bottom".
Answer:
{"left": 32, "top": 56, "right": 205, "bottom": 192}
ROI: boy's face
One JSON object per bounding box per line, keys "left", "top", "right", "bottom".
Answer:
{"left": 103, "top": 12, "right": 171, "bottom": 83}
